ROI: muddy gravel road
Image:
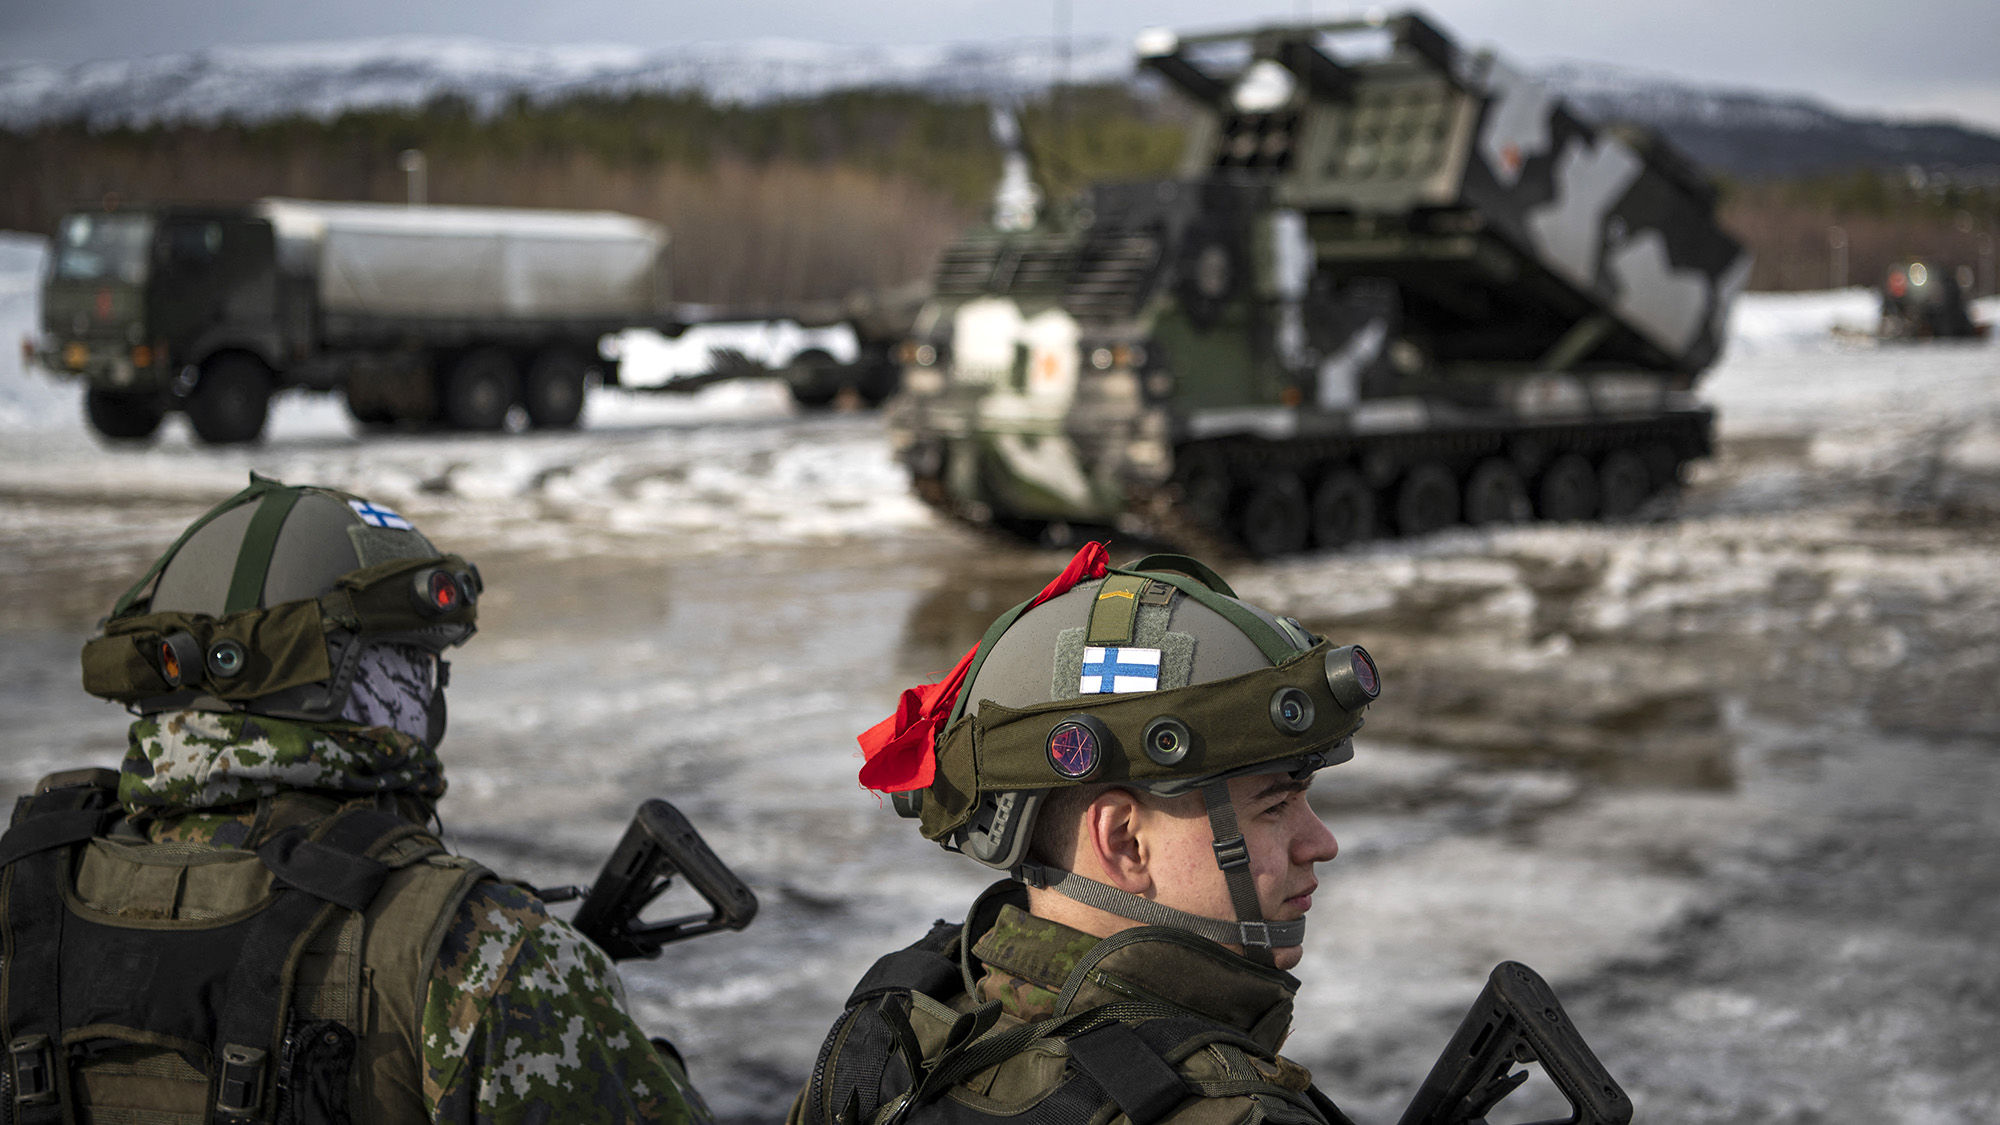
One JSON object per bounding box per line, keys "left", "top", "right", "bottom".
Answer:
{"left": 2, "top": 284, "right": 1998, "bottom": 1123}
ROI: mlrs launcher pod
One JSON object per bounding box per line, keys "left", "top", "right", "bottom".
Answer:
{"left": 889, "top": 10, "right": 1750, "bottom": 555}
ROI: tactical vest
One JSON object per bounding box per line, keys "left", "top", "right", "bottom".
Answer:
{"left": 0, "top": 769, "right": 492, "bottom": 1125}
{"left": 793, "top": 884, "right": 1356, "bottom": 1125}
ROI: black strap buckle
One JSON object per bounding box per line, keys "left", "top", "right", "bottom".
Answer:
{"left": 9, "top": 1034, "right": 56, "bottom": 1107}
{"left": 1211, "top": 834, "right": 1250, "bottom": 871}
{"left": 216, "top": 1044, "right": 267, "bottom": 1117}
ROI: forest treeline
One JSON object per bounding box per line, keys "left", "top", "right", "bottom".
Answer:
{"left": 0, "top": 87, "right": 1188, "bottom": 304}
{"left": 1, "top": 85, "right": 1992, "bottom": 300}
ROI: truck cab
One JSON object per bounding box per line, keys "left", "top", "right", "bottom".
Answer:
{"left": 38, "top": 205, "right": 287, "bottom": 442}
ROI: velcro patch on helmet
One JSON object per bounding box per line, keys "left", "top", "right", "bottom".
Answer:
{"left": 1052, "top": 605, "right": 1194, "bottom": 701}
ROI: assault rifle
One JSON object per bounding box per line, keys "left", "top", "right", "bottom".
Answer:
{"left": 1397, "top": 962, "right": 1631, "bottom": 1125}
{"left": 539, "top": 799, "right": 759, "bottom": 961}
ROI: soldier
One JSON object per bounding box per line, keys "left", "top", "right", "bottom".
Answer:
{"left": 790, "top": 543, "right": 1380, "bottom": 1125}
{"left": 0, "top": 474, "right": 710, "bottom": 1125}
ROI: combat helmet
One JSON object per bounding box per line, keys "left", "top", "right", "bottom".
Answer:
{"left": 859, "top": 543, "right": 1379, "bottom": 965}
{"left": 81, "top": 473, "right": 480, "bottom": 747}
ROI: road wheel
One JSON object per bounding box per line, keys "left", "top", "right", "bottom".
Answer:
{"left": 84, "top": 389, "right": 165, "bottom": 440}
{"left": 1175, "top": 448, "right": 1235, "bottom": 530}
{"left": 443, "top": 348, "right": 518, "bottom": 431}
{"left": 524, "top": 348, "right": 588, "bottom": 429}
{"left": 1240, "top": 472, "right": 1311, "bottom": 557}
{"left": 1310, "top": 468, "right": 1375, "bottom": 549}
{"left": 1598, "top": 449, "right": 1652, "bottom": 518}
{"left": 186, "top": 355, "right": 271, "bottom": 444}
{"left": 1536, "top": 454, "right": 1599, "bottom": 521}
{"left": 1639, "top": 443, "right": 1681, "bottom": 491}
{"left": 1463, "top": 458, "right": 1531, "bottom": 526}
{"left": 1395, "top": 462, "right": 1460, "bottom": 537}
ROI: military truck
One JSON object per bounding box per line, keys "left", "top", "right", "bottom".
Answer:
{"left": 32, "top": 198, "right": 914, "bottom": 443}
{"left": 1878, "top": 260, "right": 1986, "bottom": 339}
{"left": 33, "top": 199, "right": 674, "bottom": 443}
{"left": 887, "top": 11, "right": 1751, "bottom": 553}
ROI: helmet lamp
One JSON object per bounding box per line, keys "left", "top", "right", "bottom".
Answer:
{"left": 414, "top": 567, "right": 470, "bottom": 615}
{"left": 1269, "top": 686, "right": 1315, "bottom": 734}
{"left": 159, "top": 631, "right": 200, "bottom": 687}
{"left": 1142, "top": 715, "right": 1193, "bottom": 766}
{"left": 206, "top": 639, "right": 247, "bottom": 679}
{"left": 1324, "top": 644, "right": 1380, "bottom": 711}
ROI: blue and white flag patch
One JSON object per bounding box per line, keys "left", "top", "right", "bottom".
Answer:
{"left": 348, "top": 499, "right": 413, "bottom": 531}
{"left": 1080, "top": 646, "right": 1162, "bottom": 694}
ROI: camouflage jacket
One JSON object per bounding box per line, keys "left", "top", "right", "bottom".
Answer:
{"left": 970, "top": 902, "right": 1319, "bottom": 1095}
{"left": 117, "top": 710, "right": 714, "bottom": 1125}
{"left": 788, "top": 883, "right": 1340, "bottom": 1125}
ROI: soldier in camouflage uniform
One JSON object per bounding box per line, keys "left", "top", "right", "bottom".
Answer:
{"left": 790, "top": 544, "right": 1382, "bottom": 1125}
{"left": 0, "top": 475, "right": 709, "bottom": 1125}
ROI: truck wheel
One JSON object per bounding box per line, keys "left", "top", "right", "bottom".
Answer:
{"left": 85, "top": 389, "right": 165, "bottom": 441}
{"left": 344, "top": 391, "right": 394, "bottom": 427}
{"left": 786, "top": 350, "right": 840, "bottom": 409}
{"left": 524, "top": 349, "right": 588, "bottom": 429}
{"left": 1240, "top": 472, "right": 1311, "bottom": 557}
{"left": 444, "top": 348, "right": 518, "bottom": 431}
{"left": 1311, "top": 468, "right": 1375, "bottom": 548}
{"left": 855, "top": 361, "right": 900, "bottom": 407}
{"left": 1463, "top": 459, "right": 1531, "bottom": 525}
{"left": 1536, "top": 454, "right": 1599, "bottom": 521}
{"left": 1395, "top": 463, "right": 1460, "bottom": 537}
{"left": 1597, "top": 450, "right": 1652, "bottom": 518}
{"left": 186, "top": 356, "right": 271, "bottom": 445}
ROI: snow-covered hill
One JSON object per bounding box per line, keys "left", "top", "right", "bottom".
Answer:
{"left": 0, "top": 36, "right": 1129, "bottom": 129}
{"left": 6, "top": 34, "right": 1997, "bottom": 179}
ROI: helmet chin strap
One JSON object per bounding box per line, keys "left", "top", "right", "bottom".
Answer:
{"left": 1014, "top": 780, "right": 1295, "bottom": 965}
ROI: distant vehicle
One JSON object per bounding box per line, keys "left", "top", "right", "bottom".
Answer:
{"left": 887, "top": 11, "right": 1751, "bottom": 554}
{"left": 28, "top": 198, "right": 913, "bottom": 443}
{"left": 1879, "top": 260, "right": 1987, "bottom": 339}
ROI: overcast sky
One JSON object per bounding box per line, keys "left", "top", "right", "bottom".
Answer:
{"left": 5, "top": 0, "right": 1999, "bottom": 131}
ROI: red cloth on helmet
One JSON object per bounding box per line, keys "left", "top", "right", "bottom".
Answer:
{"left": 857, "top": 541, "right": 1110, "bottom": 793}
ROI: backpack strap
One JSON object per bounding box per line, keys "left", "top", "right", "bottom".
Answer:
{"left": 1066, "top": 1022, "right": 1189, "bottom": 1125}
{"left": 805, "top": 919, "right": 963, "bottom": 1125}
{"left": 212, "top": 807, "right": 412, "bottom": 1124}
{"left": 2, "top": 771, "right": 124, "bottom": 1123}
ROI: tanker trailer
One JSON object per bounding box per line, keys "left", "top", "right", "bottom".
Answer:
{"left": 33, "top": 198, "right": 668, "bottom": 443}
{"left": 887, "top": 10, "right": 1751, "bottom": 553}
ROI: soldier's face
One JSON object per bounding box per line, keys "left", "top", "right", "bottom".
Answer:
{"left": 1143, "top": 773, "right": 1339, "bottom": 972}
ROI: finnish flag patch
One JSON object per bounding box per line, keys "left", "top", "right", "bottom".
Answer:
{"left": 348, "top": 499, "right": 413, "bottom": 530}
{"left": 1080, "top": 646, "right": 1162, "bottom": 694}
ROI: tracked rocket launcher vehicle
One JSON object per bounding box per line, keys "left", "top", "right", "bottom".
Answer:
{"left": 888, "top": 11, "right": 1751, "bottom": 553}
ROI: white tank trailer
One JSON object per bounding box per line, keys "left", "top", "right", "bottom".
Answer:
{"left": 888, "top": 10, "right": 1753, "bottom": 553}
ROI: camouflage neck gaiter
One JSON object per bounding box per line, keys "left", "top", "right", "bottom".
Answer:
{"left": 120, "top": 709, "right": 447, "bottom": 820}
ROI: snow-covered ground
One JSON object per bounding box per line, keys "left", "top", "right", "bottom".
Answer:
{"left": 4, "top": 234, "right": 1999, "bottom": 1123}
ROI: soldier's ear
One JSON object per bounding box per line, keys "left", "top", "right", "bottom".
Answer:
{"left": 1082, "top": 789, "right": 1151, "bottom": 893}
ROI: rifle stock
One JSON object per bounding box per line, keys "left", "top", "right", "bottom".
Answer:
{"left": 567, "top": 799, "right": 758, "bottom": 961}
{"left": 1396, "top": 962, "right": 1630, "bottom": 1125}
